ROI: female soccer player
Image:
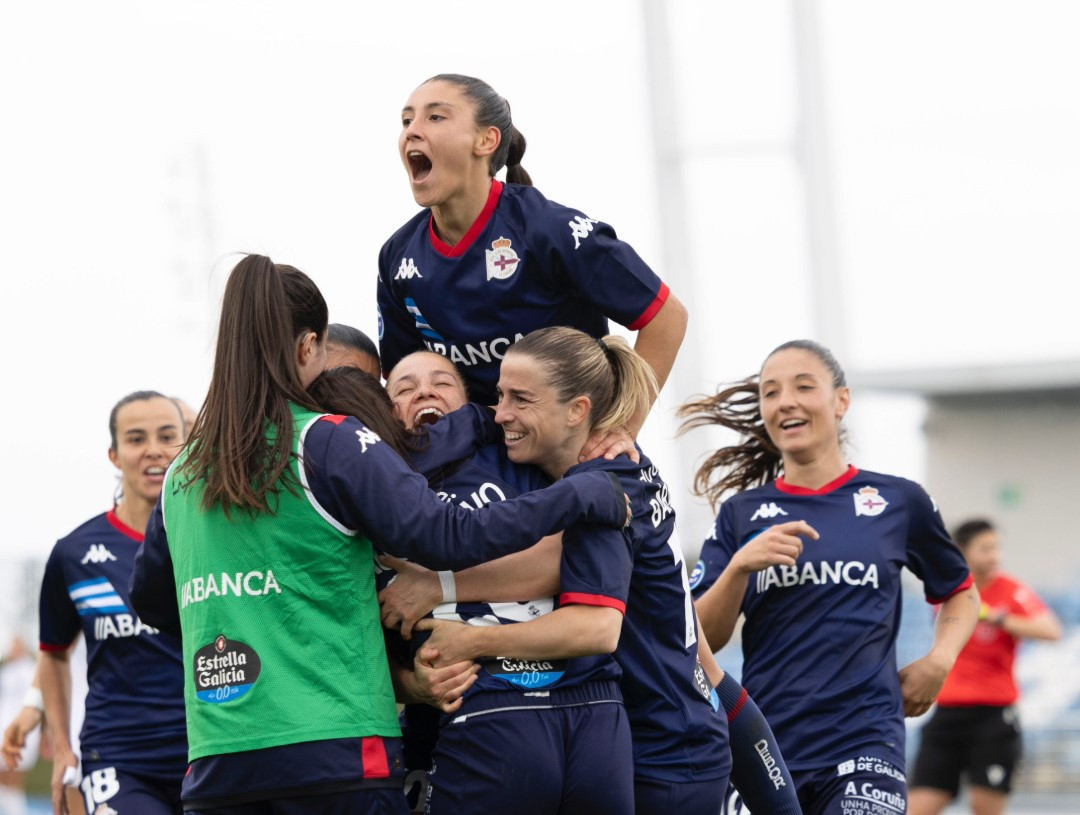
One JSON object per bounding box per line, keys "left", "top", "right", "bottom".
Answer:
{"left": 909, "top": 518, "right": 1061, "bottom": 815}
{"left": 417, "top": 327, "right": 754, "bottom": 815}
{"left": 39, "top": 390, "right": 187, "bottom": 815}
{"left": 315, "top": 352, "right": 629, "bottom": 815}
{"left": 128, "top": 254, "right": 629, "bottom": 814}
{"left": 377, "top": 73, "right": 687, "bottom": 446}
{"left": 683, "top": 339, "right": 980, "bottom": 815}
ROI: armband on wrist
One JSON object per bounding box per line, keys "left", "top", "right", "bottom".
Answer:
{"left": 438, "top": 571, "right": 457, "bottom": 604}
{"left": 22, "top": 686, "right": 44, "bottom": 712}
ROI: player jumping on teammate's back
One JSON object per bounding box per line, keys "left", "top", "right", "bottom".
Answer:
{"left": 378, "top": 73, "right": 686, "bottom": 461}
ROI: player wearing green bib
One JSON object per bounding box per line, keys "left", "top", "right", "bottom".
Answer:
{"left": 130, "top": 255, "right": 629, "bottom": 814}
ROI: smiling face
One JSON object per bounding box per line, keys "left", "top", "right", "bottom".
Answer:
{"left": 108, "top": 396, "right": 185, "bottom": 506}
{"left": 494, "top": 354, "right": 591, "bottom": 480}
{"left": 399, "top": 79, "right": 499, "bottom": 210}
{"left": 759, "top": 347, "right": 850, "bottom": 466}
{"left": 386, "top": 351, "right": 468, "bottom": 429}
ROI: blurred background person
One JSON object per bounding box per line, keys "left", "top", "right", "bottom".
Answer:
{"left": 0, "top": 635, "right": 38, "bottom": 815}
{"left": 909, "top": 518, "right": 1063, "bottom": 815}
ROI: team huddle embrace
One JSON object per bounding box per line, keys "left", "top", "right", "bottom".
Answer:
{"left": 9, "top": 72, "right": 1053, "bottom": 815}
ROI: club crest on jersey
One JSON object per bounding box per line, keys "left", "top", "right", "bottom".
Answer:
{"left": 853, "top": 487, "right": 889, "bottom": 517}
{"left": 688, "top": 559, "right": 706, "bottom": 591}
{"left": 485, "top": 236, "right": 519, "bottom": 280}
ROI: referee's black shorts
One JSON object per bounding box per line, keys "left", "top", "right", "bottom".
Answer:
{"left": 910, "top": 704, "right": 1021, "bottom": 795}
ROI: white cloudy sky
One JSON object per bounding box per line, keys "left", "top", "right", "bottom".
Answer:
{"left": 1, "top": 0, "right": 1077, "bottom": 568}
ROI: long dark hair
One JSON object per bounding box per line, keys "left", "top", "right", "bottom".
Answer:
{"left": 678, "top": 339, "right": 847, "bottom": 508}
{"left": 425, "top": 73, "right": 533, "bottom": 186}
{"left": 181, "top": 254, "right": 328, "bottom": 513}
{"left": 307, "top": 366, "right": 422, "bottom": 459}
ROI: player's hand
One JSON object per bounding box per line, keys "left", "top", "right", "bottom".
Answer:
{"left": 731, "top": 520, "right": 819, "bottom": 573}
{"left": 415, "top": 618, "right": 478, "bottom": 669}
{"left": 2, "top": 706, "right": 42, "bottom": 770}
{"left": 410, "top": 655, "right": 480, "bottom": 714}
{"left": 378, "top": 555, "right": 442, "bottom": 639}
{"left": 50, "top": 746, "right": 79, "bottom": 815}
{"left": 579, "top": 427, "right": 639, "bottom": 464}
{"left": 898, "top": 652, "right": 951, "bottom": 717}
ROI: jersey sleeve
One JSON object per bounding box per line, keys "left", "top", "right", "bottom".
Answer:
{"left": 377, "top": 238, "right": 427, "bottom": 378}
{"left": 559, "top": 523, "right": 633, "bottom": 614}
{"left": 39, "top": 543, "right": 80, "bottom": 651}
{"left": 1007, "top": 579, "right": 1048, "bottom": 618}
{"left": 303, "top": 416, "right": 627, "bottom": 571}
{"left": 407, "top": 403, "right": 500, "bottom": 475}
{"left": 533, "top": 202, "right": 668, "bottom": 331}
{"left": 901, "top": 481, "right": 973, "bottom": 602}
{"left": 129, "top": 499, "right": 182, "bottom": 638}
{"left": 689, "top": 502, "right": 739, "bottom": 599}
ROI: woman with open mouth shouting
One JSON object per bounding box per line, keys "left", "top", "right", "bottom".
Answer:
{"left": 378, "top": 73, "right": 687, "bottom": 461}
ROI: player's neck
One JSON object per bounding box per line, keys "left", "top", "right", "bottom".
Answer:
{"left": 114, "top": 495, "right": 153, "bottom": 536}
{"left": 430, "top": 179, "right": 493, "bottom": 247}
{"left": 779, "top": 449, "right": 848, "bottom": 491}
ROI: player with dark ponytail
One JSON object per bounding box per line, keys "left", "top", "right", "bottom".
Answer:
{"left": 380, "top": 73, "right": 687, "bottom": 458}
{"left": 129, "top": 254, "right": 631, "bottom": 814}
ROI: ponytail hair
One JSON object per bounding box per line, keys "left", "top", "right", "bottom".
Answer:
{"left": 182, "top": 254, "right": 328, "bottom": 514}
{"left": 677, "top": 338, "right": 848, "bottom": 508}
{"left": 308, "top": 366, "right": 422, "bottom": 459}
{"left": 507, "top": 327, "right": 657, "bottom": 436}
{"left": 425, "top": 73, "right": 534, "bottom": 186}
{"left": 677, "top": 376, "right": 780, "bottom": 508}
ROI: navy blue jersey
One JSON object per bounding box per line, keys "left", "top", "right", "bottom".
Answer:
{"left": 410, "top": 441, "right": 620, "bottom": 695}
{"left": 563, "top": 451, "right": 729, "bottom": 784}
{"left": 377, "top": 181, "right": 668, "bottom": 405}
{"left": 39, "top": 510, "right": 186, "bottom": 776}
{"left": 689, "top": 466, "right": 973, "bottom": 771}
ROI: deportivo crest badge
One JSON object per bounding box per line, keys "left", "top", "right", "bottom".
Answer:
{"left": 853, "top": 486, "right": 889, "bottom": 517}
{"left": 486, "top": 236, "right": 520, "bottom": 280}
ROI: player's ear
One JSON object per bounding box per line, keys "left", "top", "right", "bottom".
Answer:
{"left": 474, "top": 125, "right": 500, "bottom": 160}
{"left": 835, "top": 386, "right": 851, "bottom": 421}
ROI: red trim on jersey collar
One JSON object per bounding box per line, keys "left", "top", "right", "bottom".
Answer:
{"left": 628, "top": 282, "right": 671, "bottom": 331}
{"left": 559, "top": 592, "right": 626, "bottom": 615}
{"left": 928, "top": 572, "right": 974, "bottom": 605}
{"left": 775, "top": 465, "right": 858, "bottom": 495}
{"left": 428, "top": 180, "right": 503, "bottom": 258}
{"left": 319, "top": 414, "right": 348, "bottom": 426}
{"left": 106, "top": 508, "right": 144, "bottom": 542}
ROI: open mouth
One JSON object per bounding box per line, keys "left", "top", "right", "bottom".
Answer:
{"left": 503, "top": 430, "right": 526, "bottom": 445}
{"left": 780, "top": 419, "right": 807, "bottom": 430}
{"left": 413, "top": 407, "right": 444, "bottom": 427}
{"left": 407, "top": 150, "right": 432, "bottom": 183}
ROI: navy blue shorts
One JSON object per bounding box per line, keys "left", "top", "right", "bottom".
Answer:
{"left": 425, "top": 681, "right": 632, "bottom": 815}
{"left": 633, "top": 774, "right": 728, "bottom": 815}
{"left": 783, "top": 754, "right": 907, "bottom": 815}
{"left": 185, "top": 788, "right": 407, "bottom": 814}
{"left": 78, "top": 762, "right": 182, "bottom": 815}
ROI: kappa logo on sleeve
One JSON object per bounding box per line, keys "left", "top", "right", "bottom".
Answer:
{"left": 568, "top": 215, "right": 599, "bottom": 249}
{"left": 81, "top": 544, "right": 117, "bottom": 565}
{"left": 355, "top": 427, "right": 381, "bottom": 453}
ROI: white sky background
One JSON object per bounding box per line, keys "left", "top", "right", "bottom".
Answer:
{"left": 1, "top": 0, "right": 1078, "bottom": 568}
